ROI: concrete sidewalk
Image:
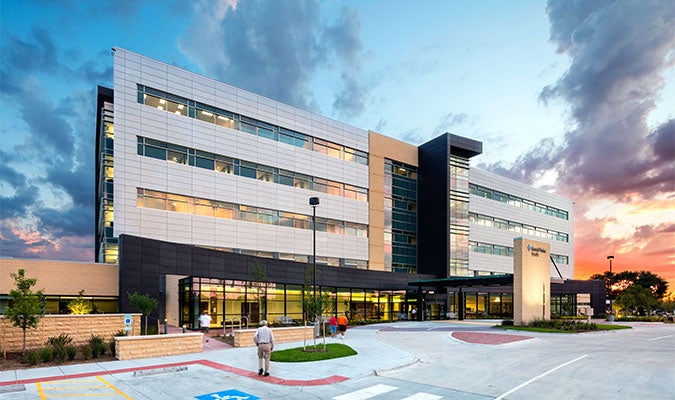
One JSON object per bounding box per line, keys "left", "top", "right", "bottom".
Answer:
{"left": 0, "top": 322, "right": 421, "bottom": 387}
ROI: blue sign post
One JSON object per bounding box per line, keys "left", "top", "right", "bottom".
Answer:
{"left": 124, "top": 314, "right": 132, "bottom": 332}
{"left": 195, "top": 389, "right": 259, "bottom": 400}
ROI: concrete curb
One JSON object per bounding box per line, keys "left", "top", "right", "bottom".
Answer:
{"left": 373, "top": 357, "right": 421, "bottom": 376}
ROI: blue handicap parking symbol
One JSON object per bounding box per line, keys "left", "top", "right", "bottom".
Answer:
{"left": 195, "top": 389, "right": 259, "bottom": 400}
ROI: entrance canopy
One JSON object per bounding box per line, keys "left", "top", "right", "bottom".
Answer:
{"left": 408, "top": 274, "right": 513, "bottom": 288}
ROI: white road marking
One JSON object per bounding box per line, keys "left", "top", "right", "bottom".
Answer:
{"left": 647, "top": 335, "right": 673, "bottom": 341}
{"left": 494, "top": 354, "right": 589, "bottom": 400}
{"left": 401, "top": 393, "right": 443, "bottom": 400}
{"left": 332, "top": 384, "right": 398, "bottom": 400}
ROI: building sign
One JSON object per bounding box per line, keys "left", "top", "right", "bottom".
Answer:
{"left": 195, "top": 389, "right": 260, "bottom": 400}
{"left": 527, "top": 244, "right": 548, "bottom": 257}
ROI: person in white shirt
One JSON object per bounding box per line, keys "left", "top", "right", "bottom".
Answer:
{"left": 199, "top": 310, "right": 212, "bottom": 342}
{"left": 253, "top": 320, "right": 275, "bottom": 376}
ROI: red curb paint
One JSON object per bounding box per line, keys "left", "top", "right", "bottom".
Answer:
{"left": 1, "top": 359, "right": 348, "bottom": 387}
{"left": 452, "top": 331, "right": 532, "bottom": 345}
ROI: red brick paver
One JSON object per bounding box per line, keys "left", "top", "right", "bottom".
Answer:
{"left": 451, "top": 331, "right": 532, "bottom": 345}
{"left": 1, "top": 359, "right": 348, "bottom": 387}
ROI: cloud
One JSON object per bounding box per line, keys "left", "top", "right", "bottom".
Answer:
{"left": 483, "top": 1, "right": 675, "bottom": 202}
{"left": 178, "top": 0, "right": 368, "bottom": 116}
{"left": 477, "top": 1, "right": 675, "bottom": 286}
{"left": 0, "top": 27, "right": 97, "bottom": 260}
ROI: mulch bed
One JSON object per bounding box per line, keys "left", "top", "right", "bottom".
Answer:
{"left": 1, "top": 352, "right": 117, "bottom": 372}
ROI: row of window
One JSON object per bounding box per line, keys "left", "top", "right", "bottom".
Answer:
{"left": 137, "top": 137, "right": 369, "bottom": 202}
{"left": 137, "top": 85, "right": 369, "bottom": 165}
{"left": 197, "top": 246, "right": 369, "bottom": 270}
{"left": 137, "top": 188, "right": 369, "bottom": 237}
{"left": 469, "top": 184, "right": 569, "bottom": 220}
{"left": 469, "top": 241, "right": 569, "bottom": 264}
{"left": 469, "top": 212, "right": 569, "bottom": 243}
{"left": 384, "top": 159, "right": 418, "bottom": 273}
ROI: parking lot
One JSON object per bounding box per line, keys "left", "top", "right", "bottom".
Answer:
{"left": 1, "top": 320, "right": 673, "bottom": 399}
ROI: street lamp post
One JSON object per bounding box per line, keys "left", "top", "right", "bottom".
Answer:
{"left": 309, "top": 197, "right": 320, "bottom": 299}
{"left": 607, "top": 255, "right": 614, "bottom": 317}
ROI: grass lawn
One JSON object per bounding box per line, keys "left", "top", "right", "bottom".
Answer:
{"left": 271, "top": 343, "right": 357, "bottom": 362}
{"left": 497, "top": 323, "right": 631, "bottom": 333}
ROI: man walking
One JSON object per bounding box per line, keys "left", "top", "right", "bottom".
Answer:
{"left": 253, "top": 320, "right": 275, "bottom": 376}
{"left": 199, "top": 310, "right": 211, "bottom": 342}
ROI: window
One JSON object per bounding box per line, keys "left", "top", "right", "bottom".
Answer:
{"left": 168, "top": 150, "right": 187, "bottom": 165}
{"left": 278, "top": 128, "right": 309, "bottom": 149}
{"left": 257, "top": 167, "right": 274, "bottom": 183}
{"left": 215, "top": 156, "right": 234, "bottom": 174}
{"left": 194, "top": 199, "right": 214, "bottom": 216}
{"left": 144, "top": 146, "right": 166, "bottom": 160}
{"left": 239, "top": 161, "right": 256, "bottom": 179}
{"left": 239, "top": 205, "right": 258, "bottom": 223}
{"left": 196, "top": 109, "right": 215, "bottom": 124}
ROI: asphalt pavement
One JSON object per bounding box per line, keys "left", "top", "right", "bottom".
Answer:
{"left": 1, "top": 320, "right": 673, "bottom": 399}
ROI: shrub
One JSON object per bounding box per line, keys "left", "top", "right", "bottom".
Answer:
{"left": 47, "top": 333, "right": 73, "bottom": 363}
{"left": 89, "top": 335, "right": 107, "bottom": 358}
{"left": 24, "top": 349, "right": 41, "bottom": 365}
{"left": 66, "top": 346, "right": 77, "bottom": 360}
{"left": 39, "top": 347, "right": 53, "bottom": 362}
{"left": 81, "top": 344, "right": 93, "bottom": 360}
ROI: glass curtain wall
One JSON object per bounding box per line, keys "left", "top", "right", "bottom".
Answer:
{"left": 178, "top": 277, "right": 407, "bottom": 328}
{"left": 448, "top": 155, "right": 470, "bottom": 276}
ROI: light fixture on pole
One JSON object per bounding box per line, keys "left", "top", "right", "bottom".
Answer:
{"left": 309, "top": 197, "right": 320, "bottom": 299}
{"left": 607, "top": 255, "right": 614, "bottom": 315}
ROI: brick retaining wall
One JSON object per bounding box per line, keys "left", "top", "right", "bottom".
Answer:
{"left": 233, "top": 326, "right": 315, "bottom": 347}
{"left": 1, "top": 314, "right": 141, "bottom": 353}
{"left": 114, "top": 333, "right": 203, "bottom": 360}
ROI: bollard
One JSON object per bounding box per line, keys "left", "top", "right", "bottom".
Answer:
{"left": 182, "top": 324, "right": 187, "bottom": 333}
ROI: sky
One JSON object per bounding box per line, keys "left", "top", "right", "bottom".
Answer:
{"left": 1, "top": 0, "right": 674, "bottom": 292}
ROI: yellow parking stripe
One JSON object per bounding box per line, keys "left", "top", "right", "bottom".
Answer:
{"left": 96, "top": 376, "right": 133, "bottom": 399}
{"left": 34, "top": 376, "right": 132, "bottom": 399}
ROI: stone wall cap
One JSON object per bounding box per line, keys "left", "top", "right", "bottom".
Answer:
{"left": 116, "top": 333, "right": 202, "bottom": 341}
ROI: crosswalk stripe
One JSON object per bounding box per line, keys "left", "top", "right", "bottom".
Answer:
{"left": 401, "top": 393, "right": 443, "bottom": 400}
{"left": 332, "top": 384, "right": 398, "bottom": 400}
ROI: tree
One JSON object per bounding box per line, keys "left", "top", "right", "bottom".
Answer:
{"left": 127, "top": 292, "right": 158, "bottom": 335}
{"left": 67, "top": 290, "right": 92, "bottom": 314}
{"left": 589, "top": 270, "right": 669, "bottom": 302}
{"left": 248, "top": 263, "right": 268, "bottom": 324}
{"left": 615, "top": 285, "right": 660, "bottom": 316}
{"left": 4, "top": 269, "right": 45, "bottom": 355}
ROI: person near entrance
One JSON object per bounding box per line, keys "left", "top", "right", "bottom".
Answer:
{"left": 329, "top": 314, "right": 337, "bottom": 337}
{"left": 199, "top": 310, "right": 212, "bottom": 342}
{"left": 337, "top": 313, "right": 348, "bottom": 339}
{"left": 253, "top": 320, "right": 275, "bottom": 376}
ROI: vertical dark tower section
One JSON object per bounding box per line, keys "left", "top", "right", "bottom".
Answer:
{"left": 418, "top": 133, "right": 482, "bottom": 277}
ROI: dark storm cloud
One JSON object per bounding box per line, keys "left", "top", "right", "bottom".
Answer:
{"left": 0, "top": 152, "right": 39, "bottom": 218}
{"left": 484, "top": 0, "right": 675, "bottom": 201}
{"left": 179, "top": 0, "right": 368, "bottom": 116}
{"left": 2, "top": 28, "right": 60, "bottom": 74}
{"left": 650, "top": 119, "right": 675, "bottom": 162}
{"left": 0, "top": 26, "right": 97, "bottom": 260}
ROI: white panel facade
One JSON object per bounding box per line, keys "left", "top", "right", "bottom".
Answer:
{"left": 113, "top": 47, "right": 369, "bottom": 264}
{"left": 468, "top": 168, "right": 575, "bottom": 279}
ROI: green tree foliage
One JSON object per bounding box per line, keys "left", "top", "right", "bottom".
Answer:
{"left": 302, "top": 290, "right": 333, "bottom": 323}
{"left": 616, "top": 285, "right": 660, "bottom": 316}
{"left": 4, "top": 269, "right": 45, "bottom": 354}
{"left": 67, "top": 290, "right": 92, "bottom": 314}
{"left": 127, "top": 292, "right": 158, "bottom": 335}
{"left": 248, "top": 263, "right": 268, "bottom": 323}
{"left": 590, "top": 270, "right": 669, "bottom": 301}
